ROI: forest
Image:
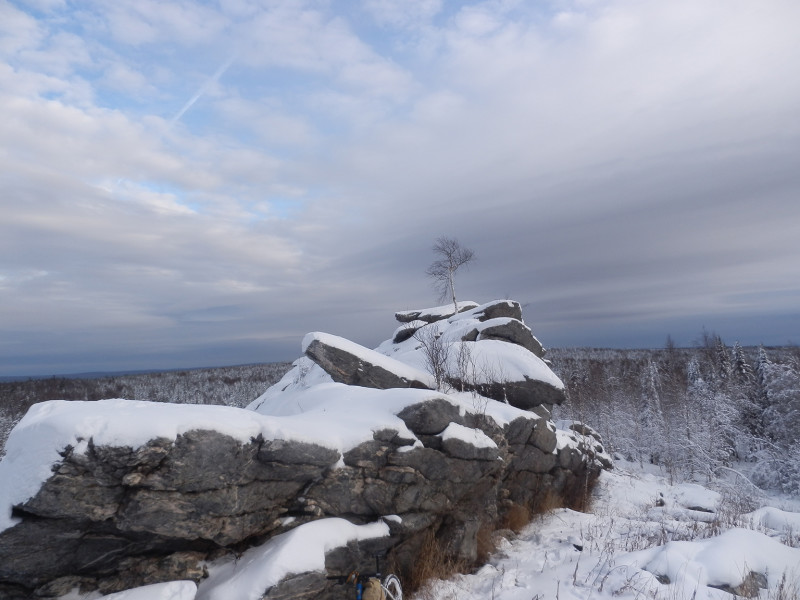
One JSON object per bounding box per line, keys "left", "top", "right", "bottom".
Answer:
{"left": 550, "top": 336, "right": 800, "bottom": 495}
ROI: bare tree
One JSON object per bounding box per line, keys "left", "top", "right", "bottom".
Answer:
{"left": 426, "top": 236, "right": 475, "bottom": 312}
{"left": 414, "top": 324, "right": 451, "bottom": 392}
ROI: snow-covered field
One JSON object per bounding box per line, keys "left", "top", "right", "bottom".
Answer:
{"left": 414, "top": 461, "right": 800, "bottom": 600}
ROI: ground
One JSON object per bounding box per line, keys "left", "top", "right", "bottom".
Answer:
{"left": 413, "top": 460, "right": 800, "bottom": 600}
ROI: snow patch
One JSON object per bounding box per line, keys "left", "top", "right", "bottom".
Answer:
{"left": 196, "top": 518, "right": 389, "bottom": 600}
{"left": 440, "top": 422, "right": 497, "bottom": 449}
{"left": 97, "top": 581, "right": 197, "bottom": 600}
{"left": 745, "top": 506, "right": 800, "bottom": 532}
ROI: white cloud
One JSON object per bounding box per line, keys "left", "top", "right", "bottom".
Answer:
{"left": 97, "top": 0, "right": 228, "bottom": 46}
{"left": 100, "top": 62, "right": 157, "bottom": 95}
{"left": 362, "top": 0, "right": 443, "bottom": 29}
{"left": 1, "top": 0, "right": 800, "bottom": 374}
{"left": 0, "top": 2, "right": 43, "bottom": 55}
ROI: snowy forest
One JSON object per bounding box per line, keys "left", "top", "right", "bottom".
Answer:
{"left": 550, "top": 336, "right": 800, "bottom": 495}
{"left": 2, "top": 336, "right": 799, "bottom": 498}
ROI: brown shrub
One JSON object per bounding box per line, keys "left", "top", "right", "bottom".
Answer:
{"left": 403, "top": 530, "right": 467, "bottom": 596}
{"left": 502, "top": 502, "right": 531, "bottom": 533}
{"left": 475, "top": 521, "right": 497, "bottom": 564}
{"left": 530, "top": 488, "right": 564, "bottom": 516}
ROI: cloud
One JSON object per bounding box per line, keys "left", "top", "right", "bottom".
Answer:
{"left": 362, "top": 0, "right": 443, "bottom": 29}
{"left": 1, "top": 0, "right": 799, "bottom": 375}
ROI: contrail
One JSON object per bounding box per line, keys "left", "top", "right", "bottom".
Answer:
{"left": 170, "top": 54, "right": 236, "bottom": 125}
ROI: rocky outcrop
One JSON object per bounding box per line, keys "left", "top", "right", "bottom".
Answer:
{"left": 0, "top": 402, "right": 608, "bottom": 598}
{"left": 387, "top": 299, "right": 564, "bottom": 409}
{"left": 0, "top": 299, "right": 609, "bottom": 599}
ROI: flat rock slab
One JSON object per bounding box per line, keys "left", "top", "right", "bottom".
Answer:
{"left": 395, "top": 302, "right": 478, "bottom": 323}
{"left": 303, "top": 332, "right": 435, "bottom": 390}
{"left": 471, "top": 318, "right": 545, "bottom": 358}
{"left": 449, "top": 300, "right": 524, "bottom": 323}
{"left": 474, "top": 378, "right": 566, "bottom": 409}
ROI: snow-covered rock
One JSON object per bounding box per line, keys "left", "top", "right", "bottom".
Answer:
{"left": 302, "top": 331, "right": 435, "bottom": 390}
{"left": 394, "top": 301, "right": 478, "bottom": 323}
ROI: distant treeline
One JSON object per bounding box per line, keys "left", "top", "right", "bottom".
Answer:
{"left": 0, "top": 362, "right": 292, "bottom": 456}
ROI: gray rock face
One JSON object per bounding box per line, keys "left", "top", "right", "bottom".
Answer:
{"left": 476, "top": 318, "right": 545, "bottom": 358}
{"left": 304, "top": 337, "right": 434, "bottom": 390}
{"left": 472, "top": 378, "right": 566, "bottom": 409}
{"left": 453, "top": 300, "right": 524, "bottom": 323}
{"left": 0, "top": 430, "right": 339, "bottom": 596}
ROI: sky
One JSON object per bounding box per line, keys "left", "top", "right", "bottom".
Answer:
{"left": 1, "top": 0, "right": 799, "bottom": 377}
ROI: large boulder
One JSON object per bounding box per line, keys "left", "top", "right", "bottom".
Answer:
{"left": 303, "top": 332, "right": 435, "bottom": 390}
{"left": 474, "top": 318, "right": 545, "bottom": 358}
{"left": 472, "top": 377, "right": 566, "bottom": 409}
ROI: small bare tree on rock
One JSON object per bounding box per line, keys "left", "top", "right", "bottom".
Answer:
{"left": 426, "top": 236, "right": 475, "bottom": 313}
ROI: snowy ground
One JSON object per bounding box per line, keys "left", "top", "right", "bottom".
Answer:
{"left": 413, "top": 461, "right": 800, "bottom": 600}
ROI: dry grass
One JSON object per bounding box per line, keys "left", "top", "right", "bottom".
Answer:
{"left": 408, "top": 470, "right": 603, "bottom": 597}
{"left": 502, "top": 502, "right": 532, "bottom": 533}
{"left": 530, "top": 488, "right": 566, "bottom": 516}
{"left": 475, "top": 521, "right": 497, "bottom": 564}
{"left": 403, "top": 530, "right": 469, "bottom": 597}
{"left": 770, "top": 572, "right": 800, "bottom": 600}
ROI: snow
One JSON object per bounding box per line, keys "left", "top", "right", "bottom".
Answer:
{"left": 415, "top": 463, "right": 800, "bottom": 600}
{"left": 625, "top": 528, "right": 800, "bottom": 596}
{"left": 669, "top": 482, "right": 721, "bottom": 513}
{"left": 196, "top": 518, "right": 389, "bottom": 600}
{"left": 745, "top": 505, "right": 800, "bottom": 532}
{"left": 454, "top": 340, "right": 564, "bottom": 388}
{"left": 439, "top": 422, "right": 497, "bottom": 449}
{"left": 95, "top": 581, "right": 197, "bottom": 600}
{"left": 302, "top": 331, "right": 436, "bottom": 388}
